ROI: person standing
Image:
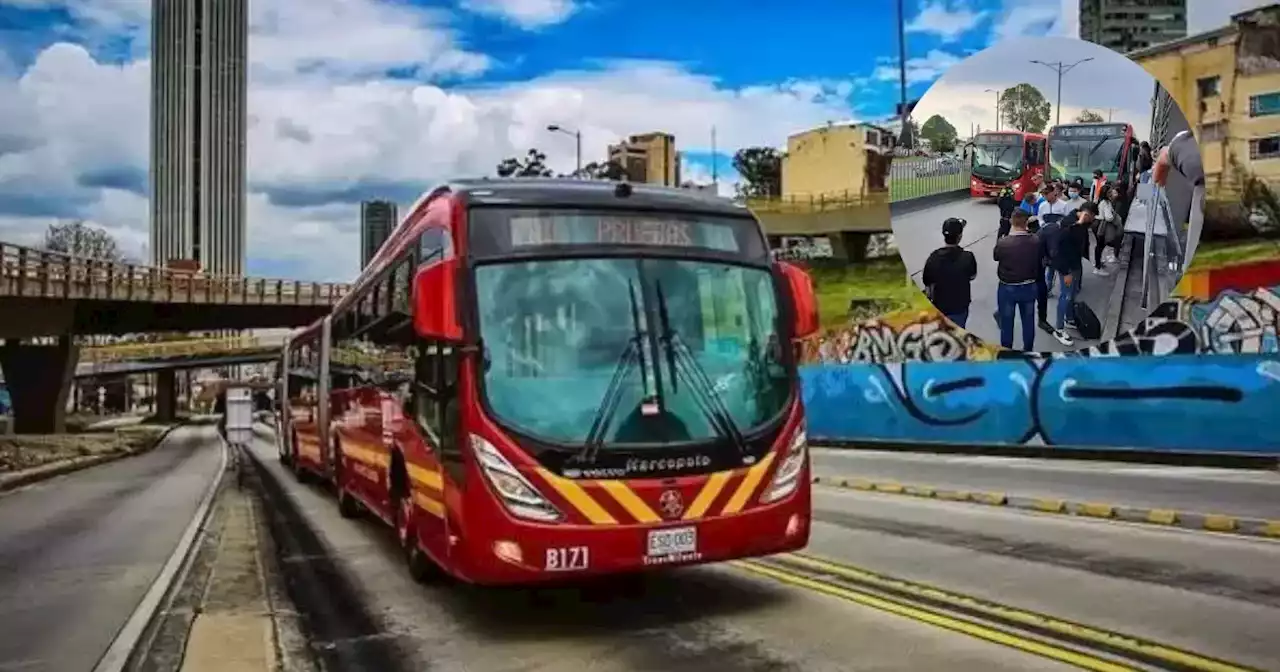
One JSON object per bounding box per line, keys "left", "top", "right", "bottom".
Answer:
{"left": 1093, "top": 186, "right": 1124, "bottom": 272}
{"left": 1050, "top": 203, "right": 1098, "bottom": 341}
{"left": 1063, "top": 180, "right": 1087, "bottom": 213}
{"left": 922, "top": 217, "right": 978, "bottom": 328}
{"left": 1089, "top": 169, "right": 1108, "bottom": 203}
{"left": 993, "top": 209, "right": 1041, "bottom": 351}
{"left": 1037, "top": 185, "right": 1069, "bottom": 295}
{"left": 997, "top": 185, "right": 1017, "bottom": 239}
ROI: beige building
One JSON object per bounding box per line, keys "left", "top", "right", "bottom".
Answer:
{"left": 780, "top": 121, "right": 893, "bottom": 200}
{"left": 607, "top": 132, "right": 680, "bottom": 186}
{"left": 1130, "top": 5, "right": 1280, "bottom": 196}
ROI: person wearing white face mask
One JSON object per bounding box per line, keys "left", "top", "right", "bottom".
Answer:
{"left": 1062, "top": 180, "right": 1087, "bottom": 212}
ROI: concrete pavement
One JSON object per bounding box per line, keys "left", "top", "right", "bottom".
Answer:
{"left": 811, "top": 448, "right": 1280, "bottom": 520}
{"left": 807, "top": 486, "right": 1280, "bottom": 672}
{"left": 893, "top": 198, "right": 1121, "bottom": 352}
{"left": 0, "top": 425, "right": 224, "bottom": 672}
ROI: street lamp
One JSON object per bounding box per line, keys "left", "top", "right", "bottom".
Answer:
{"left": 985, "top": 88, "right": 1001, "bottom": 131}
{"left": 1030, "top": 58, "right": 1094, "bottom": 126}
{"left": 895, "top": 0, "right": 910, "bottom": 149}
{"left": 547, "top": 124, "right": 582, "bottom": 176}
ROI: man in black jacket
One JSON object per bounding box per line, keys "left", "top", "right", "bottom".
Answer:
{"left": 993, "top": 209, "right": 1040, "bottom": 350}
{"left": 996, "top": 185, "right": 1017, "bottom": 239}
{"left": 922, "top": 217, "right": 978, "bottom": 328}
{"left": 1048, "top": 202, "right": 1098, "bottom": 340}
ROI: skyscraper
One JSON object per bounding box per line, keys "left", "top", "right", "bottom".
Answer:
{"left": 1079, "top": 0, "right": 1187, "bottom": 52}
{"left": 361, "top": 201, "right": 398, "bottom": 270}
{"left": 149, "top": 0, "right": 248, "bottom": 276}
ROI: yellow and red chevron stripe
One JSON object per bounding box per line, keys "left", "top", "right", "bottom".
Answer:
{"left": 533, "top": 452, "right": 778, "bottom": 526}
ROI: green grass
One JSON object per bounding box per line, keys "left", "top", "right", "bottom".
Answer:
{"left": 889, "top": 173, "right": 969, "bottom": 202}
{"left": 808, "top": 258, "right": 933, "bottom": 329}
{"left": 1188, "top": 239, "right": 1280, "bottom": 271}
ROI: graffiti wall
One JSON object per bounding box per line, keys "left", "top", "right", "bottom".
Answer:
{"left": 800, "top": 277, "right": 1280, "bottom": 454}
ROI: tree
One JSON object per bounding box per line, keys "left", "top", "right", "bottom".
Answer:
{"left": 496, "top": 149, "right": 553, "bottom": 178}
{"left": 918, "top": 114, "right": 958, "bottom": 153}
{"left": 732, "top": 147, "right": 783, "bottom": 198}
{"left": 997, "top": 83, "right": 1052, "bottom": 133}
{"left": 1075, "top": 109, "right": 1105, "bottom": 123}
{"left": 574, "top": 160, "right": 628, "bottom": 181}
{"left": 42, "top": 219, "right": 123, "bottom": 260}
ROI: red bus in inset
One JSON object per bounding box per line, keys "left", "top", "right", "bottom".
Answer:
{"left": 968, "top": 130, "right": 1047, "bottom": 200}
{"left": 277, "top": 179, "right": 818, "bottom": 586}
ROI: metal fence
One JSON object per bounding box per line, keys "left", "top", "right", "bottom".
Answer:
{"left": 888, "top": 156, "right": 970, "bottom": 202}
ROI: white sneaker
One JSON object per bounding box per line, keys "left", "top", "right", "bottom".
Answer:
{"left": 1093, "top": 266, "right": 1110, "bottom": 276}
{"left": 1053, "top": 329, "right": 1074, "bottom": 346}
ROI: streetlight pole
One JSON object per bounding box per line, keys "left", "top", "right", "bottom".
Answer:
{"left": 546, "top": 124, "right": 582, "bottom": 175}
{"left": 896, "top": 0, "right": 909, "bottom": 149}
{"left": 985, "top": 88, "right": 1001, "bottom": 131}
{"left": 1030, "top": 58, "right": 1093, "bottom": 126}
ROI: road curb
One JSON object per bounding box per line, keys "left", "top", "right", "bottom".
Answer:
{"left": 0, "top": 422, "right": 187, "bottom": 494}
{"left": 811, "top": 474, "right": 1280, "bottom": 540}
{"left": 92, "top": 424, "right": 229, "bottom": 672}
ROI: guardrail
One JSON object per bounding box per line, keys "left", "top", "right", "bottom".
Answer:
{"left": 0, "top": 242, "right": 352, "bottom": 306}
{"left": 747, "top": 190, "right": 889, "bottom": 214}
{"left": 81, "top": 336, "right": 266, "bottom": 363}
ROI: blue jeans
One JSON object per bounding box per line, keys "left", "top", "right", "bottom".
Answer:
{"left": 945, "top": 310, "right": 969, "bottom": 328}
{"left": 1044, "top": 267, "right": 1056, "bottom": 293}
{"left": 997, "top": 282, "right": 1037, "bottom": 350}
{"left": 1056, "top": 271, "right": 1077, "bottom": 330}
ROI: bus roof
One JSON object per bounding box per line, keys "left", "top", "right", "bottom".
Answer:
{"left": 331, "top": 178, "right": 753, "bottom": 319}
{"left": 974, "top": 130, "right": 1045, "bottom": 139}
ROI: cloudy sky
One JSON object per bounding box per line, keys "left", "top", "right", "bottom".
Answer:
{"left": 0, "top": 0, "right": 1271, "bottom": 282}
{"left": 912, "top": 35, "right": 1156, "bottom": 142}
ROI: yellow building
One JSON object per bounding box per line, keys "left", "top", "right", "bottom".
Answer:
{"left": 607, "top": 132, "right": 680, "bottom": 187}
{"left": 780, "top": 121, "right": 893, "bottom": 200}
{"left": 1130, "top": 4, "right": 1280, "bottom": 195}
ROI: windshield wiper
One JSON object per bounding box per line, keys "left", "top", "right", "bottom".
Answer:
{"left": 654, "top": 282, "right": 748, "bottom": 454}
{"left": 577, "top": 280, "right": 652, "bottom": 463}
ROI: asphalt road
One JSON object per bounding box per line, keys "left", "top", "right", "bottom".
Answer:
{"left": 807, "top": 486, "right": 1280, "bottom": 671}
{"left": 0, "top": 425, "right": 224, "bottom": 672}
{"left": 893, "top": 198, "right": 1120, "bottom": 352}
{"left": 812, "top": 447, "right": 1280, "bottom": 520}
{"left": 245, "top": 428, "right": 1278, "bottom": 671}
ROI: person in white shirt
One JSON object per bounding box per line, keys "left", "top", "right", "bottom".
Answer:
{"left": 1061, "top": 182, "right": 1087, "bottom": 213}
{"left": 1036, "top": 185, "right": 1070, "bottom": 294}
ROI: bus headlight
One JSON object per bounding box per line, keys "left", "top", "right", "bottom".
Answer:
{"left": 761, "top": 424, "right": 807, "bottom": 504}
{"left": 471, "top": 434, "right": 563, "bottom": 522}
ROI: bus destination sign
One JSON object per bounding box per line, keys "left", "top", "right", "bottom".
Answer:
{"left": 1051, "top": 124, "right": 1127, "bottom": 138}
{"left": 509, "top": 215, "right": 741, "bottom": 253}
{"left": 976, "top": 133, "right": 1022, "bottom": 145}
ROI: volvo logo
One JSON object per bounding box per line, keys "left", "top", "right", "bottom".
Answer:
{"left": 658, "top": 489, "right": 684, "bottom": 520}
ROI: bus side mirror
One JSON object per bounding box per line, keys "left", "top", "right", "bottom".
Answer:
{"left": 777, "top": 261, "right": 819, "bottom": 340}
{"left": 413, "top": 259, "right": 463, "bottom": 341}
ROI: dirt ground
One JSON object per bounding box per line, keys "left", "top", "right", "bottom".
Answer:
{"left": 0, "top": 424, "right": 171, "bottom": 473}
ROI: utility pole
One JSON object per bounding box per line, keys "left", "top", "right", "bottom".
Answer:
{"left": 711, "top": 126, "right": 718, "bottom": 188}
{"left": 896, "top": 0, "right": 909, "bottom": 149}
{"left": 985, "top": 88, "right": 1001, "bottom": 131}
{"left": 1031, "top": 58, "right": 1094, "bottom": 127}
{"left": 547, "top": 124, "right": 582, "bottom": 175}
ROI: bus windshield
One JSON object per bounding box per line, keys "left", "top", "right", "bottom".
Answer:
{"left": 1049, "top": 134, "right": 1125, "bottom": 179}
{"left": 971, "top": 138, "right": 1023, "bottom": 180}
{"left": 474, "top": 257, "right": 789, "bottom": 447}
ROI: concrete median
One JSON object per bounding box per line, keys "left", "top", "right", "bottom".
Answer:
{"left": 811, "top": 473, "right": 1280, "bottom": 539}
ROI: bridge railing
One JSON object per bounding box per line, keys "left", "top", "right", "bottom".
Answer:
{"left": 746, "top": 189, "right": 890, "bottom": 214}
{"left": 0, "top": 242, "right": 352, "bottom": 305}
{"left": 81, "top": 336, "right": 266, "bottom": 363}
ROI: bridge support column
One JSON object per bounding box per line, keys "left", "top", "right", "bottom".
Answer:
{"left": 0, "top": 336, "right": 78, "bottom": 434}
{"left": 155, "top": 369, "right": 177, "bottom": 422}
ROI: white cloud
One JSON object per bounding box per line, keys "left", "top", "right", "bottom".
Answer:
{"left": 0, "top": 1, "right": 861, "bottom": 282}
{"left": 873, "top": 49, "right": 964, "bottom": 85}
{"left": 679, "top": 160, "right": 740, "bottom": 199}
{"left": 905, "top": 0, "right": 985, "bottom": 41}
{"left": 988, "top": 0, "right": 1066, "bottom": 42}
{"left": 459, "top": 0, "right": 580, "bottom": 29}
{"left": 911, "top": 36, "right": 1160, "bottom": 141}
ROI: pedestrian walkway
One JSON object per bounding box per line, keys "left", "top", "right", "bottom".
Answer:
{"left": 899, "top": 199, "right": 1123, "bottom": 353}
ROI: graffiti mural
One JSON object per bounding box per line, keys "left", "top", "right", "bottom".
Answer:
{"left": 799, "top": 282, "right": 1280, "bottom": 454}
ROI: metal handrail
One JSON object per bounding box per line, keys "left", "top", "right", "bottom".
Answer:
{"left": 81, "top": 336, "right": 264, "bottom": 363}
{"left": 0, "top": 241, "right": 352, "bottom": 306}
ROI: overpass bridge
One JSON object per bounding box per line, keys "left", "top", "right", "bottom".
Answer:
{"left": 0, "top": 241, "right": 352, "bottom": 433}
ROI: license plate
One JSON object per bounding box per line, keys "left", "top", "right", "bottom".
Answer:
{"left": 647, "top": 526, "right": 697, "bottom": 557}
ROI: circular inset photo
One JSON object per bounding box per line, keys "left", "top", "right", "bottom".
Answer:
{"left": 890, "top": 36, "right": 1204, "bottom": 354}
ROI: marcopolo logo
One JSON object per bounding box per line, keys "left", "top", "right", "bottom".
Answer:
{"left": 625, "top": 455, "right": 712, "bottom": 474}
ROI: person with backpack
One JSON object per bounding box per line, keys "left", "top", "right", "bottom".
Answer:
{"left": 922, "top": 217, "right": 978, "bottom": 328}
{"left": 1093, "top": 186, "right": 1124, "bottom": 273}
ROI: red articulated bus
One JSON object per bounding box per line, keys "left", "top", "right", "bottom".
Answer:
{"left": 277, "top": 178, "right": 819, "bottom": 585}
{"left": 968, "top": 130, "right": 1047, "bottom": 200}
